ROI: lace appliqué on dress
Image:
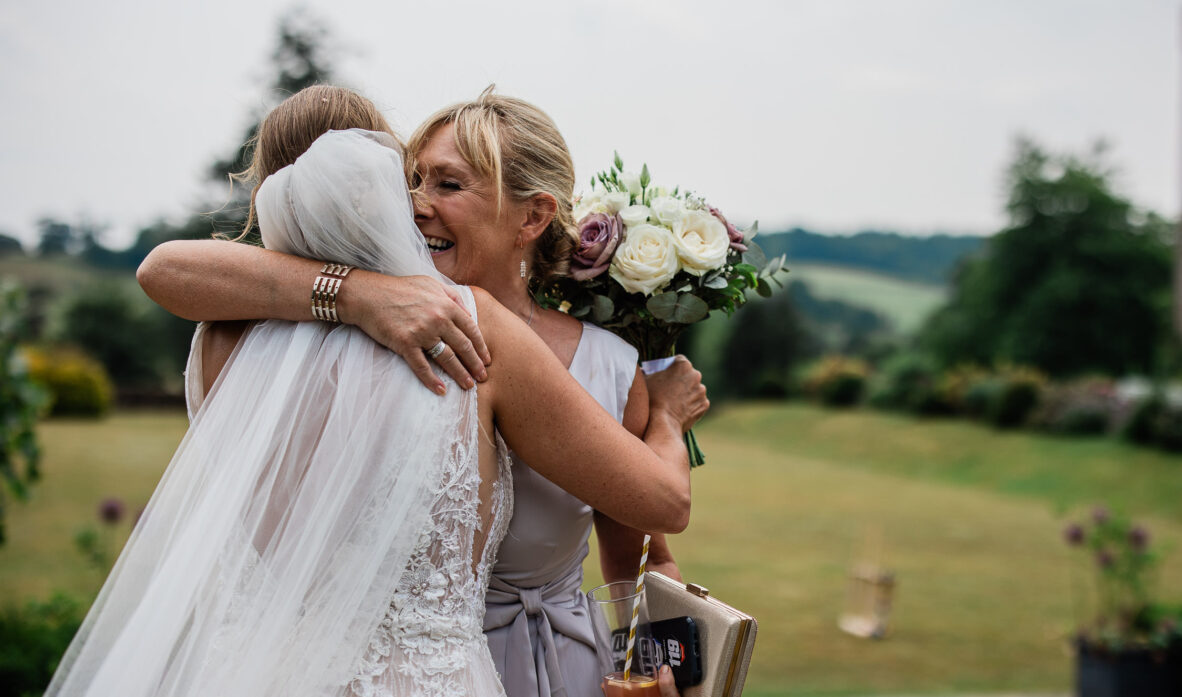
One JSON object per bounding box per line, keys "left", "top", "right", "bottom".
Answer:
{"left": 347, "top": 431, "right": 512, "bottom": 697}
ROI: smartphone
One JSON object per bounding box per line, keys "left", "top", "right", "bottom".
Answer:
{"left": 607, "top": 616, "right": 703, "bottom": 688}
{"left": 650, "top": 616, "right": 704, "bottom": 688}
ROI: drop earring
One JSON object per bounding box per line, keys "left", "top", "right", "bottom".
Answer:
{"left": 520, "top": 255, "right": 527, "bottom": 279}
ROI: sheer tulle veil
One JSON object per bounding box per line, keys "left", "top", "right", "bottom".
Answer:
{"left": 46, "top": 130, "right": 478, "bottom": 697}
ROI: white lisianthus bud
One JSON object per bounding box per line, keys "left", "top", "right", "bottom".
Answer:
{"left": 609, "top": 223, "right": 680, "bottom": 295}
{"left": 573, "top": 190, "right": 607, "bottom": 222}
{"left": 671, "top": 209, "right": 729, "bottom": 275}
{"left": 602, "top": 192, "right": 631, "bottom": 214}
{"left": 618, "top": 204, "right": 652, "bottom": 230}
{"left": 650, "top": 196, "right": 685, "bottom": 226}
{"left": 620, "top": 171, "right": 643, "bottom": 197}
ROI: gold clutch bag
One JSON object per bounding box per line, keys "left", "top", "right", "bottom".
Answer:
{"left": 644, "top": 571, "right": 758, "bottom": 697}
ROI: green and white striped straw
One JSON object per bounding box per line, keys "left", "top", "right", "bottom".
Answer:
{"left": 622, "top": 533, "right": 651, "bottom": 680}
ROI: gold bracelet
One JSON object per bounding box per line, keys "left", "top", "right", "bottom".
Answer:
{"left": 311, "top": 263, "right": 353, "bottom": 323}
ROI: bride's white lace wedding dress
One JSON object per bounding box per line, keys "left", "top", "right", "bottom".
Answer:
{"left": 344, "top": 423, "right": 513, "bottom": 697}
{"left": 45, "top": 129, "right": 514, "bottom": 697}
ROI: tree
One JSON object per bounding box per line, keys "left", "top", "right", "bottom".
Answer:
{"left": 35, "top": 218, "right": 77, "bottom": 256}
{"left": 920, "top": 139, "right": 1173, "bottom": 377}
{"left": 208, "top": 9, "right": 337, "bottom": 240}
{"left": 714, "top": 282, "right": 820, "bottom": 398}
{"left": 0, "top": 232, "right": 24, "bottom": 257}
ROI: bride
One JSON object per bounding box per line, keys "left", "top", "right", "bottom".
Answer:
{"left": 45, "top": 124, "right": 703, "bottom": 695}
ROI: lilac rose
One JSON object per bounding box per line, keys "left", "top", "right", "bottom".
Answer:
{"left": 571, "top": 212, "right": 623, "bottom": 281}
{"left": 708, "top": 205, "right": 747, "bottom": 253}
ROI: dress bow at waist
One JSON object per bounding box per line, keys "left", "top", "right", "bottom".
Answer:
{"left": 483, "top": 566, "right": 597, "bottom": 697}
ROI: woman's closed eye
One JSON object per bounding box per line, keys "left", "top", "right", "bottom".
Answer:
{"left": 438, "top": 180, "right": 462, "bottom": 191}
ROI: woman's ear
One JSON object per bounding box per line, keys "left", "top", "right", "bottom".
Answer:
{"left": 519, "top": 192, "right": 557, "bottom": 244}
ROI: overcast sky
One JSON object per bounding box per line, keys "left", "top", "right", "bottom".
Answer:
{"left": 0, "top": 0, "right": 1176, "bottom": 249}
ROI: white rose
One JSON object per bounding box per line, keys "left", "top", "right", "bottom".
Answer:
{"left": 620, "top": 171, "right": 642, "bottom": 196}
{"left": 603, "top": 191, "right": 631, "bottom": 214}
{"left": 618, "top": 204, "right": 651, "bottom": 230}
{"left": 671, "top": 209, "right": 729, "bottom": 275}
{"left": 609, "top": 223, "right": 680, "bottom": 295}
{"left": 650, "top": 196, "right": 685, "bottom": 226}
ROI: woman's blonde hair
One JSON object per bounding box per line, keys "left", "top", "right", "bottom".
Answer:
{"left": 232, "top": 85, "right": 401, "bottom": 239}
{"left": 405, "top": 86, "right": 576, "bottom": 287}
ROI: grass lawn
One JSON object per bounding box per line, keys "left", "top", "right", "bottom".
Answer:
{"left": 4, "top": 405, "right": 1181, "bottom": 696}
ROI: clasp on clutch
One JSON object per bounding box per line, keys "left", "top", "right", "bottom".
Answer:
{"left": 686, "top": 583, "right": 710, "bottom": 598}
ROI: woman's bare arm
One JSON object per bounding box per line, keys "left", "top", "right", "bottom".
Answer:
{"left": 480, "top": 290, "right": 706, "bottom": 533}
{"left": 137, "top": 239, "right": 490, "bottom": 393}
{"left": 596, "top": 367, "right": 685, "bottom": 582}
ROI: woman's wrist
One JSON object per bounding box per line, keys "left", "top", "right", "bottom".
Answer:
{"left": 332, "top": 268, "right": 376, "bottom": 326}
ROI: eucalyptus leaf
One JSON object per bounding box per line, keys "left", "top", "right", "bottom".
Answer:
{"left": 742, "top": 242, "right": 767, "bottom": 270}
{"left": 571, "top": 304, "right": 591, "bottom": 318}
{"left": 704, "top": 275, "right": 729, "bottom": 289}
{"left": 591, "top": 294, "right": 615, "bottom": 323}
{"left": 756, "top": 278, "right": 772, "bottom": 298}
{"left": 647, "top": 292, "right": 709, "bottom": 324}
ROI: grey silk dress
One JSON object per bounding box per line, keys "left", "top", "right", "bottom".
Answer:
{"left": 483, "top": 323, "right": 639, "bottom": 697}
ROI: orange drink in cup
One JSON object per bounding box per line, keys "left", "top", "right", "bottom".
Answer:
{"left": 601, "top": 671, "right": 660, "bottom": 696}
{"left": 588, "top": 582, "right": 660, "bottom": 696}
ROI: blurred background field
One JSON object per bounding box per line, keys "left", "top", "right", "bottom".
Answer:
{"left": 4, "top": 5, "right": 1182, "bottom": 696}
{"left": 5, "top": 406, "right": 1179, "bottom": 696}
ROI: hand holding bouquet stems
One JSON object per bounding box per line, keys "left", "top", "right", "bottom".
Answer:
{"left": 539, "top": 153, "right": 788, "bottom": 466}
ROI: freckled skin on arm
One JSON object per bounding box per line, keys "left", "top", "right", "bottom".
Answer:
{"left": 138, "top": 239, "right": 491, "bottom": 392}
{"left": 595, "top": 368, "right": 684, "bottom": 583}
{"left": 476, "top": 290, "right": 691, "bottom": 534}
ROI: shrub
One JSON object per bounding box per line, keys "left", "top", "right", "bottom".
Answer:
{"left": 1029, "top": 378, "right": 1118, "bottom": 436}
{"left": 866, "top": 352, "right": 946, "bottom": 414}
{"left": 1120, "top": 394, "right": 1163, "bottom": 445}
{"left": 803, "top": 356, "right": 869, "bottom": 407}
{"left": 1151, "top": 403, "right": 1182, "bottom": 453}
{"left": 23, "top": 347, "right": 114, "bottom": 417}
{"left": 985, "top": 365, "right": 1045, "bottom": 429}
{"left": 0, "top": 593, "right": 84, "bottom": 696}
{"left": 936, "top": 364, "right": 990, "bottom": 417}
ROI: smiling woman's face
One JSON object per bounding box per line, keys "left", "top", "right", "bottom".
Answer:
{"left": 411, "top": 124, "right": 526, "bottom": 290}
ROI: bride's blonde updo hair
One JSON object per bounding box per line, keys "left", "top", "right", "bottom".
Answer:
{"left": 405, "top": 86, "right": 577, "bottom": 288}
{"left": 235, "top": 85, "right": 402, "bottom": 238}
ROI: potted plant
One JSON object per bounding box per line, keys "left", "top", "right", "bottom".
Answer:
{"left": 1063, "top": 507, "right": 1182, "bottom": 696}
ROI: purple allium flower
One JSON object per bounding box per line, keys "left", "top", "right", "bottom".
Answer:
{"left": 570, "top": 213, "right": 623, "bottom": 281}
{"left": 1092, "top": 506, "right": 1110, "bottom": 525}
{"left": 98, "top": 498, "right": 125, "bottom": 526}
{"left": 708, "top": 206, "right": 748, "bottom": 253}
{"left": 1063, "top": 523, "right": 1086, "bottom": 546}
{"left": 1096, "top": 549, "right": 1115, "bottom": 569}
{"left": 1128, "top": 526, "right": 1150, "bottom": 552}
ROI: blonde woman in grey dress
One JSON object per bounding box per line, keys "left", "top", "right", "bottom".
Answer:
{"left": 140, "top": 88, "right": 699, "bottom": 697}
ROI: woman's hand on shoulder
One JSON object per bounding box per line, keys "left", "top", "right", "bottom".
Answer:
{"left": 340, "top": 274, "right": 491, "bottom": 394}
{"left": 646, "top": 356, "right": 709, "bottom": 433}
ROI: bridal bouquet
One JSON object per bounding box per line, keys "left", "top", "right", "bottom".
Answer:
{"left": 539, "top": 153, "right": 787, "bottom": 466}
